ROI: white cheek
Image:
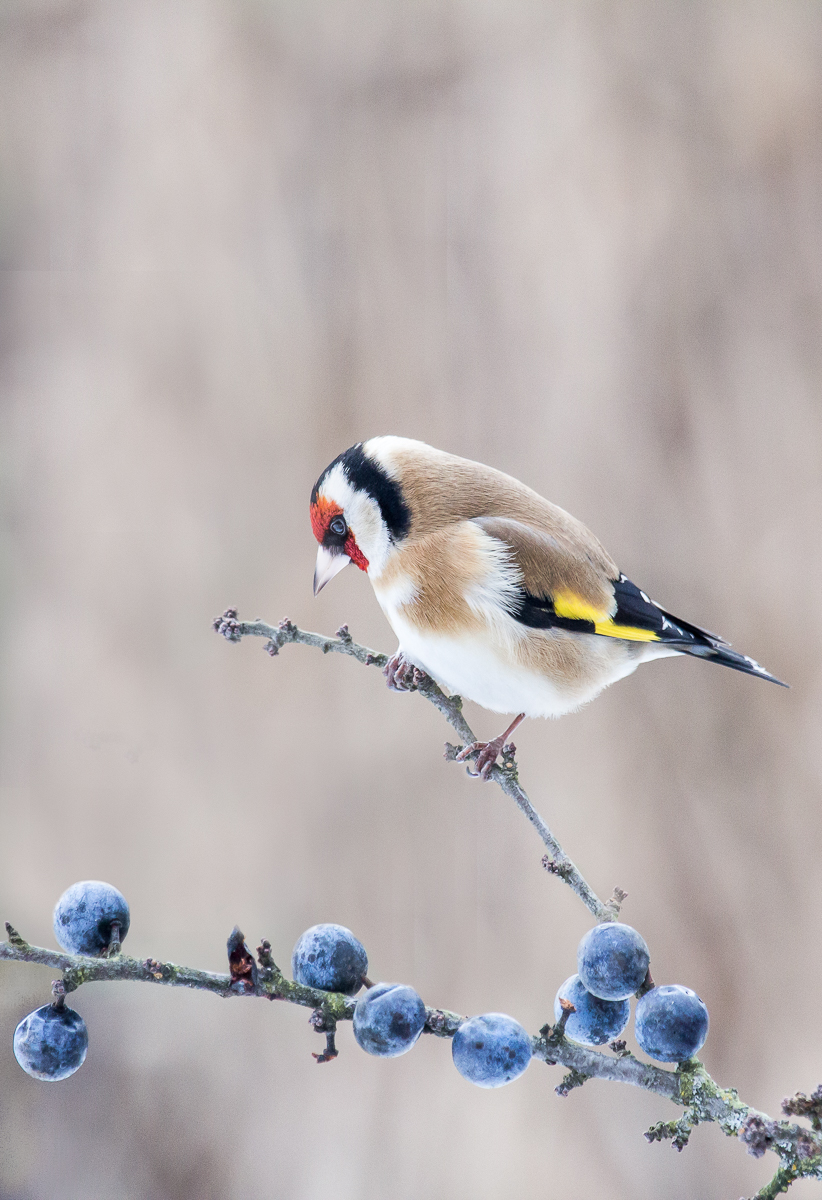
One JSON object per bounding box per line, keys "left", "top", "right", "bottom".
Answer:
{"left": 347, "top": 492, "right": 391, "bottom": 574}
{"left": 320, "top": 464, "right": 391, "bottom": 574}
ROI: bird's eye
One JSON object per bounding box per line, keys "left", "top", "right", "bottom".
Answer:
{"left": 329, "top": 516, "right": 347, "bottom": 538}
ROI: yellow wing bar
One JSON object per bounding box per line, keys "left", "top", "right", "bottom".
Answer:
{"left": 553, "top": 591, "right": 660, "bottom": 643}
{"left": 593, "top": 620, "right": 659, "bottom": 642}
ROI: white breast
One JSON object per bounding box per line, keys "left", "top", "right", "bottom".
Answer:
{"left": 386, "top": 611, "right": 574, "bottom": 715}
{"left": 373, "top": 590, "right": 643, "bottom": 718}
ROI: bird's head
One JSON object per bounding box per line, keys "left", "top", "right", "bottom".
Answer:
{"left": 310, "top": 441, "right": 412, "bottom": 594}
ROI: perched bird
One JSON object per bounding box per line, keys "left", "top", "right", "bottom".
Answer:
{"left": 310, "top": 437, "right": 785, "bottom": 778}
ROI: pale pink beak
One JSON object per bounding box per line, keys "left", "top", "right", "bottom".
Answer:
{"left": 313, "top": 544, "right": 351, "bottom": 595}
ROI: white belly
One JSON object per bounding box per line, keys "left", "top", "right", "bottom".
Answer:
{"left": 380, "top": 607, "right": 651, "bottom": 719}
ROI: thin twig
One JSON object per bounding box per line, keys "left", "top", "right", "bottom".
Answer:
{"left": 212, "top": 611, "right": 607, "bottom": 919}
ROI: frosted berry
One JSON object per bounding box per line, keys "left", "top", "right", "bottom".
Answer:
{"left": 14, "top": 1004, "right": 88, "bottom": 1080}
{"left": 53, "top": 881, "right": 130, "bottom": 956}
{"left": 635, "top": 985, "right": 709, "bottom": 1062}
{"left": 452, "top": 1013, "right": 532, "bottom": 1088}
{"left": 353, "top": 983, "right": 426, "bottom": 1057}
{"left": 292, "top": 924, "right": 368, "bottom": 995}
{"left": 554, "top": 974, "right": 630, "bottom": 1046}
{"left": 577, "top": 922, "right": 650, "bottom": 1001}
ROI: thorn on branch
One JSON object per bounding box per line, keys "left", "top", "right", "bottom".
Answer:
{"left": 556, "top": 1068, "right": 591, "bottom": 1097}
{"left": 782, "top": 1086, "right": 822, "bottom": 1132}
{"left": 5, "top": 922, "right": 28, "bottom": 948}
{"left": 227, "top": 927, "right": 258, "bottom": 992}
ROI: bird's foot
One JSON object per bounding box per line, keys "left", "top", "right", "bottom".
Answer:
{"left": 384, "top": 652, "right": 418, "bottom": 692}
{"left": 455, "top": 714, "right": 526, "bottom": 781}
{"left": 455, "top": 736, "right": 508, "bottom": 780}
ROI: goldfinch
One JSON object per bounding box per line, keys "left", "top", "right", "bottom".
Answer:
{"left": 310, "top": 437, "right": 785, "bottom": 778}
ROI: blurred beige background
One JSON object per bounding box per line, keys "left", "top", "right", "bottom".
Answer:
{"left": 1, "top": 2, "right": 821, "bottom": 1197}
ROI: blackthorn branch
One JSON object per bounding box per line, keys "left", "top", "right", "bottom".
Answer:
{"left": 1, "top": 611, "right": 819, "bottom": 1200}
{"left": 1, "top": 919, "right": 688, "bottom": 1092}
{"left": 207, "top": 610, "right": 822, "bottom": 1196}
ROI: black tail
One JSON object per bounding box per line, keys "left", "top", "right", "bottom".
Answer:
{"left": 654, "top": 607, "right": 788, "bottom": 687}
{"left": 610, "top": 576, "right": 788, "bottom": 687}
{"left": 675, "top": 636, "right": 788, "bottom": 686}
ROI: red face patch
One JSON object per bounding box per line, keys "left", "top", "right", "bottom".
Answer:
{"left": 310, "top": 496, "right": 369, "bottom": 572}
{"left": 310, "top": 496, "right": 342, "bottom": 544}
{"left": 345, "top": 536, "right": 369, "bottom": 572}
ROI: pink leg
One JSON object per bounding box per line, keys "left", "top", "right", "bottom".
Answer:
{"left": 455, "top": 713, "right": 526, "bottom": 780}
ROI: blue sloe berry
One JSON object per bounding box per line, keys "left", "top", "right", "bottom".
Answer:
{"left": 635, "top": 985, "right": 709, "bottom": 1062}
{"left": 452, "top": 1013, "right": 532, "bottom": 1088}
{"left": 353, "top": 983, "right": 426, "bottom": 1057}
{"left": 14, "top": 1004, "right": 88, "bottom": 1080}
{"left": 577, "top": 921, "right": 650, "bottom": 1001}
{"left": 554, "top": 974, "right": 630, "bottom": 1046}
{"left": 53, "top": 881, "right": 130, "bottom": 956}
{"left": 292, "top": 924, "right": 368, "bottom": 995}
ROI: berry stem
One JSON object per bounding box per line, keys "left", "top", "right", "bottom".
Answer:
{"left": 106, "top": 922, "right": 121, "bottom": 958}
